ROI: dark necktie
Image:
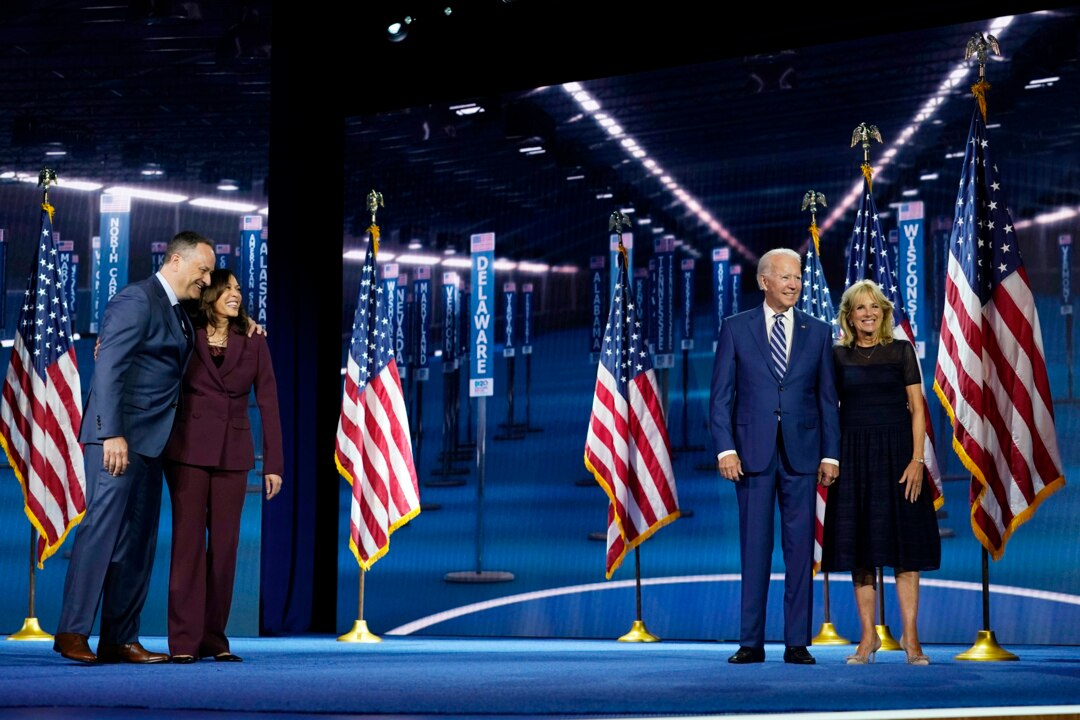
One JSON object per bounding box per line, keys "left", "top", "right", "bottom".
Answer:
{"left": 173, "top": 303, "right": 191, "bottom": 344}
{"left": 770, "top": 313, "right": 786, "bottom": 377}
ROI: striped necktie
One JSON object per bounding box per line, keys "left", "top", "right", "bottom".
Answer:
{"left": 770, "top": 312, "right": 786, "bottom": 377}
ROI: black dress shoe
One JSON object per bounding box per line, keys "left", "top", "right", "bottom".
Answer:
{"left": 783, "top": 646, "right": 816, "bottom": 665}
{"left": 728, "top": 646, "right": 766, "bottom": 664}
{"left": 213, "top": 652, "right": 243, "bottom": 662}
{"left": 171, "top": 655, "right": 197, "bottom": 664}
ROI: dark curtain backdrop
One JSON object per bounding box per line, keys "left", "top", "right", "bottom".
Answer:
{"left": 261, "top": 7, "right": 343, "bottom": 634}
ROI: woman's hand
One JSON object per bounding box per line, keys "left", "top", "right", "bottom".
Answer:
{"left": 264, "top": 473, "right": 283, "bottom": 500}
{"left": 900, "top": 460, "right": 924, "bottom": 502}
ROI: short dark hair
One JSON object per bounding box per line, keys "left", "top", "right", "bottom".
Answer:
{"left": 164, "top": 230, "right": 212, "bottom": 260}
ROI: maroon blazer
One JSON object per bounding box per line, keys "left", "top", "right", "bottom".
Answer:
{"left": 163, "top": 326, "right": 284, "bottom": 475}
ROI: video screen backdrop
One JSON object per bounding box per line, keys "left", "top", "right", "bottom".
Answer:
{"left": 336, "top": 7, "right": 1080, "bottom": 645}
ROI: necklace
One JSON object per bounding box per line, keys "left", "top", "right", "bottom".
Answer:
{"left": 854, "top": 342, "right": 879, "bottom": 359}
{"left": 207, "top": 326, "right": 229, "bottom": 347}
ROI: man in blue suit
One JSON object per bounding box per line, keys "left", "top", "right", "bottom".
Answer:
{"left": 53, "top": 231, "right": 215, "bottom": 664}
{"left": 710, "top": 247, "right": 840, "bottom": 665}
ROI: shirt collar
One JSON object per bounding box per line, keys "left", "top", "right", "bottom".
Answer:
{"left": 155, "top": 271, "right": 181, "bottom": 306}
{"left": 763, "top": 303, "right": 792, "bottom": 321}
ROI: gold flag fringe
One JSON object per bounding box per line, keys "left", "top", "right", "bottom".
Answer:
{"left": 368, "top": 223, "right": 380, "bottom": 254}
{"left": 971, "top": 79, "right": 991, "bottom": 123}
{"left": 809, "top": 221, "right": 821, "bottom": 257}
{"left": 860, "top": 163, "right": 874, "bottom": 193}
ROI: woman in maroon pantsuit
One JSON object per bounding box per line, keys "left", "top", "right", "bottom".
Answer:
{"left": 163, "top": 269, "right": 283, "bottom": 663}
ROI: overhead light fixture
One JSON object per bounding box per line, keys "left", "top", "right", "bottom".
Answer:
{"left": 217, "top": 178, "right": 240, "bottom": 191}
{"left": 387, "top": 16, "right": 413, "bottom": 42}
{"left": 919, "top": 172, "right": 939, "bottom": 181}
{"left": 104, "top": 186, "right": 188, "bottom": 203}
{"left": 189, "top": 198, "right": 258, "bottom": 212}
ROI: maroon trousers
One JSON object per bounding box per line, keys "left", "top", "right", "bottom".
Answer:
{"left": 164, "top": 460, "right": 248, "bottom": 657}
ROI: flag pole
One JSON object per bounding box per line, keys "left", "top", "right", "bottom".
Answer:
{"left": 955, "top": 542, "right": 1017, "bottom": 661}
{"left": 7, "top": 528, "right": 51, "bottom": 641}
{"left": 618, "top": 546, "right": 658, "bottom": 642}
{"left": 7, "top": 169, "right": 61, "bottom": 643}
{"left": 799, "top": 193, "right": 849, "bottom": 647}
{"left": 949, "top": 32, "right": 1017, "bottom": 664}
{"left": 338, "top": 567, "right": 382, "bottom": 643}
{"left": 607, "top": 214, "right": 659, "bottom": 644}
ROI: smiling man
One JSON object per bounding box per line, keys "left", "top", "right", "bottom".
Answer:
{"left": 709, "top": 247, "right": 840, "bottom": 666}
{"left": 54, "top": 231, "right": 215, "bottom": 665}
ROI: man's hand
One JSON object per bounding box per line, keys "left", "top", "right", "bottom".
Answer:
{"left": 246, "top": 322, "right": 266, "bottom": 338}
{"left": 718, "top": 453, "right": 743, "bottom": 482}
{"left": 817, "top": 461, "right": 838, "bottom": 487}
{"left": 103, "top": 436, "right": 129, "bottom": 477}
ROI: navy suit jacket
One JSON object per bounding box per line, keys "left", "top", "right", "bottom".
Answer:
{"left": 709, "top": 305, "right": 840, "bottom": 475}
{"left": 162, "top": 326, "right": 284, "bottom": 474}
{"left": 79, "top": 275, "right": 192, "bottom": 456}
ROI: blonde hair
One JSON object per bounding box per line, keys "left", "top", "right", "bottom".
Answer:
{"left": 837, "top": 279, "right": 894, "bottom": 347}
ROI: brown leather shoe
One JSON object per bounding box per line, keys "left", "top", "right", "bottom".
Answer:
{"left": 53, "top": 632, "right": 97, "bottom": 664}
{"left": 96, "top": 641, "right": 169, "bottom": 664}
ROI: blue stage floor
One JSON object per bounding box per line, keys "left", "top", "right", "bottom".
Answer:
{"left": 2, "top": 636, "right": 1080, "bottom": 719}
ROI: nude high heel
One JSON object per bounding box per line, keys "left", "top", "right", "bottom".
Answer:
{"left": 900, "top": 638, "right": 930, "bottom": 665}
{"left": 845, "top": 636, "right": 881, "bottom": 665}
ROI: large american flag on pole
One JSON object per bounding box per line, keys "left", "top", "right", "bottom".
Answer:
{"left": 798, "top": 223, "right": 839, "bottom": 573}
{"left": 334, "top": 223, "right": 420, "bottom": 570}
{"left": 844, "top": 171, "right": 945, "bottom": 510}
{"left": 584, "top": 245, "right": 680, "bottom": 579}
{"left": 933, "top": 104, "right": 1064, "bottom": 560}
{"left": 0, "top": 201, "right": 85, "bottom": 568}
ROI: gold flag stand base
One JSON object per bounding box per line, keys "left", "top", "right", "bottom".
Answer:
{"left": 812, "top": 622, "right": 850, "bottom": 645}
{"left": 337, "top": 620, "right": 382, "bottom": 644}
{"left": 955, "top": 629, "right": 1018, "bottom": 662}
{"left": 875, "top": 624, "right": 902, "bottom": 651}
{"left": 618, "top": 620, "right": 659, "bottom": 643}
{"left": 7, "top": 617, "right": 52, "bottom": 641}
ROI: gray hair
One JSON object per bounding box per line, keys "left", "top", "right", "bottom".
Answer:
{"left": 756, "top": 248, "right": 802, "bottom": 290}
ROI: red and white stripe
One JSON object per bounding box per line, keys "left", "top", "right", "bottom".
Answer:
{"left": 335, "top": 355, "right": 419, "bottom": 570}
{"left": 584, "top": 362, "right": 680, "bottom": 579}
{"left": 0, "top": 335, "right": 85, "bottom": 567}
{"left": 934, "top": 261, "right": 1064, "bottom": 560}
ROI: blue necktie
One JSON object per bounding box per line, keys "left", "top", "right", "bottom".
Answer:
{"left": 770, "top": 313, "right": 786, "bottom": 377}
{"left": 174, "top": 304, "right": 191, "bottom": 344}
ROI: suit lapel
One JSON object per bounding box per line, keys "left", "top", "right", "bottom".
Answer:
{"left": 787, "top": 308, "right": 812, "bottom": 371}
{"left": 217, "top": 330, "right": 244, "bottom": 379}
{"left": 747, "top": 306, "right": 778, "bottom": 378}
{"left": 193, "top": 328, "right": 227, "bottom": 391}
{"left": 150, "top": 278, "right": 187, "bottom": 350}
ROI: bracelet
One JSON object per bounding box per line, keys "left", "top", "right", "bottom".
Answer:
{"left": 911, "top": 457, "right": 924, "bottom": 464}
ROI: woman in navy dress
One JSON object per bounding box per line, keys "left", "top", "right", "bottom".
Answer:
{"left": 822, "top": 279, "right": 939, "bottom": 665}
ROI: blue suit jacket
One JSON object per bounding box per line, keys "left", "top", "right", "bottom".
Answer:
{"left": 79, "top": 275, "right": 193, "bottom": 457}
{"left": 709, "top": 305, "right": 840, "bottom": 475}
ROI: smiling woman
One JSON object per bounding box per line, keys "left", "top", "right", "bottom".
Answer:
{"left": 161, "top": 268, "right": 284, "bottom": 664}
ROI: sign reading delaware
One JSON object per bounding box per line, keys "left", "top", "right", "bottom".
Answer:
{"left": 470, "top": 232, "right": 495, "bottom": 397}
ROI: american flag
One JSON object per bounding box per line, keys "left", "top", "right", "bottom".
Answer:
{"left": 584, "top": 247, "right": 680, "bottom": 579}
{"left": 0, "top": 202, "right": 85, "bottom": 568}
{"left": 798, "top": 225, "right": 839, "bottom": 573}
{"left": 844, "top": 171, "right": 945, "bottom": 509}
{"left": 933, "top": 107, "right": 1064, "bottom": 560}
{"left": 334, "top": 225, "right": 420, "bottom": 570}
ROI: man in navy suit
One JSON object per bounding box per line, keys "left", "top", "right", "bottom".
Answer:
{"left": 53, "top": 231, "right": 215, "bottom": 664}
{"left": 709, "top": 247, "right": 840, "bottom": 665}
